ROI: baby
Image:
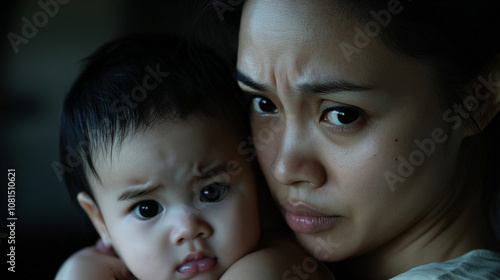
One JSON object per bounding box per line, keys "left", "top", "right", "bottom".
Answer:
{"left": 55, "top": 35, "right": 334, "bottom": 280}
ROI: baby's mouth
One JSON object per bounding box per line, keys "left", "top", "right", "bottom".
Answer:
{"left": 177, "top": 252, "right": 217, "bottom": 276}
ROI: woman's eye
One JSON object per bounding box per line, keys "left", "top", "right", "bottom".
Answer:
{"left": 321, "top": 107, "right": 361, "bottom": 126}
{"left": 251, "top": 96, "right": 278, "bottom": 114}
{"left": 200, "top": 183, "right": 228, "bottom": 203}
{"left": 133, "top": 200, "right": 163, "bottom": 219}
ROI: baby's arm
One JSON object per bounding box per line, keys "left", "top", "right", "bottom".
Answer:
{"left": 55, "top": 241, "right": 135, "bottom": 280}
{"left": 221, "top": 238, "right": 335, "bottom": 280}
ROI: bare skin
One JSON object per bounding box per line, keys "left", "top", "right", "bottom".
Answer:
{"left": 55, "top": 240, "right": 134, "bottom": 280}
{"left": 237, "top": 1, "right": 500, "bottom": 279}
{"left": 56, "top": 1, "right": 500, "bottom": 279}
{"left": 56, "top": 119, "right": 335, "bottom": 280}
{"left": 56, "top": 238, "right": 334, "bottom": 280}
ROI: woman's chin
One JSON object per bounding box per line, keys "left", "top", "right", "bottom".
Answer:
{"left": 295, "top": 231, "right": 345, "bottom": 262}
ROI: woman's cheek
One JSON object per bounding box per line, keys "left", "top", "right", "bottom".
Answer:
{"left": 252, "top": 119, "right": 278, "bottom": 166}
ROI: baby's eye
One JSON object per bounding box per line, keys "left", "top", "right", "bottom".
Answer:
{"left": 133, "top": 200, "right": 163, "bottom": 219}
{"left": 200, "top": 183, "right": 229, "bottom": 203}
{"left": 251, "top": 96, "right": 278, "bottom": 114}
{"left": 321, "top": 107, "right": 361, "bottom": 126}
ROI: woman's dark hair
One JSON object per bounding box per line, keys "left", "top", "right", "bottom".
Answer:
{"left": 59, "top": 34, "right": 249, "bottom": 201}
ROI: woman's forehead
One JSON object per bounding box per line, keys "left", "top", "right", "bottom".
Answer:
{"left": 240, "top": 0, "right": 347, "bottom": 43}
{"left": 238, "top": 0, "right": 437, "bottom": 94}
{"left": 239, "top": 1, "right": 359, "bottom": 74}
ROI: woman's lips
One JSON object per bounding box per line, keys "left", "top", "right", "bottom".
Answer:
{"left": 281, "top": 202, "right": 340, "bottom": 234}
{"left": 177, "top": 252, "right": 217, "bottom": 276}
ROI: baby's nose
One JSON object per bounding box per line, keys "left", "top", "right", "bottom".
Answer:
{"left": 169, "top": 209, "right": 213, "bottom": 245}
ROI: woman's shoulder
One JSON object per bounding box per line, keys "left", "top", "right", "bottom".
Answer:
{"left": 221, "top": 237, "right": 336, "bottom": 280}
{"left": 391, "top": 249, "right": 500, "bottom": 280}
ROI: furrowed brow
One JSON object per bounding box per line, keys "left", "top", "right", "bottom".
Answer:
{"left": 118, "top": 184, "right": 161, "bottom": 201}
{"left": 236, "top": 69, "right": 374, "bottom": 95}
{"left": 194, "top": 162, "right": 230, "bottom": 181}
{"left": 235, "top": 69, "right": 272, "bottom": 92}
{"left": 294, "top": 81, "right": 375, "bottom": 95}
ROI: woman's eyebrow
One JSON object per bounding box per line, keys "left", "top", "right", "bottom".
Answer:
{"left": 235, "top": 69, "right": 271, "bottom": 92}
{"left": 235, "top": 69, "right": 374, "bottom": 95}
{"left": 118, "top": 184, "right": 161, "bottom": 201}
{"left": 294, "top": 81, "right": 375, "bottom": 95}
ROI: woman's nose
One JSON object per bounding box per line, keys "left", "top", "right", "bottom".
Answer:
{"left": 170, "top": 210, "right": 213, "bottom": 246}
{"left": 270, "top": 127, "right": 327, "bottom": 188}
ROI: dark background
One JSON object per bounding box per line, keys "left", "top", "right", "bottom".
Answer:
{"left": 0, "top": 1, "right": 240, "bottom": 279}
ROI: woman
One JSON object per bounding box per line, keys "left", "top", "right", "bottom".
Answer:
{"left": 57, "top": 0, "right": 500, "bottom": 279}
{"left": 236, "top": 0, "right": 500, "bottom": 279}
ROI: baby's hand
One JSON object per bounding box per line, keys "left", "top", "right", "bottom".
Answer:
{"left": 55, "top": 239, "right": 135, "bottom": 280}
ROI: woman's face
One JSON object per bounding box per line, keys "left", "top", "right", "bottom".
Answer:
{"left": 237, "top": 0, "right": 466, "bottom": 261}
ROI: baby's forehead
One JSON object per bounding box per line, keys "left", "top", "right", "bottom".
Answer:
{"left": 87, "top": 115, "right": 243, "bottom": 183}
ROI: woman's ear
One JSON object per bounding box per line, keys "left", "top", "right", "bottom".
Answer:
{"left": 464, "top": 54, "right": 500, "bottom": 133}
{"left": 77, "top": 192, "right": 112, "bottom": 247}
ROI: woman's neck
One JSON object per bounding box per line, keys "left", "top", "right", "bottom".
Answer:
{"left": 330, "top": 174, "right": 499, "bottom": 280}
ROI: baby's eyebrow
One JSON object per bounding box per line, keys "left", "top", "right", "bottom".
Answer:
{"left": 194, "top": 163, "right": 231, "bottom": 181}
{"left": 118, "top": 184, "right": 161, "bottom": 201}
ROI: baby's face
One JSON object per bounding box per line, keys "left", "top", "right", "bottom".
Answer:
{"left": 88, "top": 119, "right": 261, "bottom": 280}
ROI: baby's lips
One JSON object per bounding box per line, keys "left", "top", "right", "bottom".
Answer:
{"left": 177, "top": 252, "right": 218, "bottom": 276}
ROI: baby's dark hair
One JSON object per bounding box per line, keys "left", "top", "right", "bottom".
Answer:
{"left": 59, "top": 34, "right": 249, "bottom": 200}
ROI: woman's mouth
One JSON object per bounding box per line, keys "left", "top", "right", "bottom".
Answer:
{"left": 177, "top": 252, "right": 217, "bottom": 276}
{"left": 281, "top": 202, "right": 341, "bottom": 234}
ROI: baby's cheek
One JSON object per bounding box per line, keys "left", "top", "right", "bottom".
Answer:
{"left": 222, "top": 201, "right": 260, "bottom": 262}
{"left": 120, "top": 245, "right": 159, "bottom": 280}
